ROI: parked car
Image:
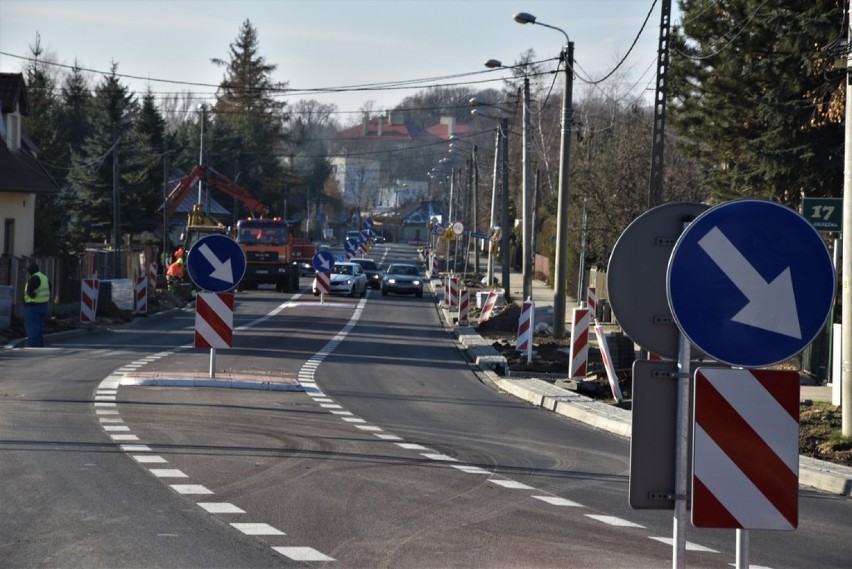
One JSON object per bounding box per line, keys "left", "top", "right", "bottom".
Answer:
{"left": 350, "top": 258, "right": 382, "bottom": 289}
{"left": 381, "top": 264, "right": 424, "bottom": 298}
{"left": 313, "top": 262, "right": 368, "bottom": 297}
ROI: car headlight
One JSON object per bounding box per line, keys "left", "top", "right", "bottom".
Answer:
{"left": 387, "top": 278, "right": 397, "bottom": 284}
{"left": 412, "top": 280, "right": 421, "bottom": 285}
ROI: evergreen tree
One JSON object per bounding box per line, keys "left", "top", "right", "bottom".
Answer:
{"left": 668, "top": 0, "right": 844, "bottom": 206}
{"left": 210, "top": 19, "right": 290, "bottom": 213}
{"left": 67, "top": 63, "right": 136, "bottom": 246}
{"left": 122, "top": 89, "right": 168, "bottom": 235}
{"left": 21, "top": 35, "right": 65, "bottom": 254}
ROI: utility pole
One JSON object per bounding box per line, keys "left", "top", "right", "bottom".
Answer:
{"left": 112, "top": 122, "right": 120, "bottom": 278}
{"left": 522, "top": 77, "right": 532, "bottom": 300}
{"left": 553, "top": 41, "right": 574, "bottom": 337}
{"left": 500, "top": 118, "right": 511, "bottom": 294}
{"left": 648, "top": 0, "right": 672, "bottom": 208}
{"left": 842, "top": 0, "right": 852, "bottom": 436}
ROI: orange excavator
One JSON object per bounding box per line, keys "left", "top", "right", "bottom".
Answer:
{"left": 161, "top": 164, "right": 314, "bottom": 292}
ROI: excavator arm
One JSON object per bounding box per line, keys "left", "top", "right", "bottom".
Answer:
{"left": 161, "top": 164, "right": 269, "bottom": 218}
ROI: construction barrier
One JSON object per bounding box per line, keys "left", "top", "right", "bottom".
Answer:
{"left": 148, "top": 263, "right": 158, "bottom": 290}
{"left": 135, "top": 275, "right": 148, "bottom": 314}
{"left": 445, "top": 276, "right": 459, "bottom": 309}
{"left": 80, "top": 277, "right": 100, "bottom": 323}
{"left": 587, "top": 286, "right": 597, "bottom": 314}
{"left": 569, "top": 307, "right": 590, "bottom": 379}
{"left": 594, "top": 319, "right": 624, "bottom": 403}
{"left": 458, "top": 288, "right": 470, "bottom": 325}
{"left": 480, "top": 290, "right": 498, "bottom": 322}
{"left": 516, "top": 298, "right": 535, "bottom": 363}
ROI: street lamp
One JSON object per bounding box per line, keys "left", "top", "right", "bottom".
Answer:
{"left": 470, "top": 100, "right": 511, "bottom": 293}
{"left": 484, "top": 58, "right": 533, "bottom": 301}
{"left": 197, "top": 104, "right": 206, "bottom": 207}
{"left": 514, "top": 11, "right": 574, "bottom": 338}
{"left": 450, "top": 136, "right": 480, "bottom": 274}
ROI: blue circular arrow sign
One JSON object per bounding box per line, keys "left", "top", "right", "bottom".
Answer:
{"left": 667, "top": 199, "right": 835, "bottom": 367}
{"left": 312, "top": 250, "right": 335, "bottom": 272}
{"left": 187, "top": 234, "right": 247, "bottom": 293}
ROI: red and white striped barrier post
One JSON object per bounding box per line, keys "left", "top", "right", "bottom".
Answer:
{"left": 515, "top": 298, "right": 535, "bottom": 363}
{"left": 569, "top": 307, "right": 590, "bottom": 379}
{"left": 479, "top": 290, "right": 498, "bottom": 322}
{"left": 80, "top": 277, "right": 100, "bottom": 323}
{"left": 135, "top": 274, "right": 148, "bottom": 314}
{"left": 195, "top": 292, "right": 235, "bottom": 378}
{"left": 593, "top": 319, "right": 623, "bottom": 403}
{"left": 449, "top": 277, "right": 459, "bottom": 309}
{"left": 148, "top": 263, "right": 158, "bottom": 290}
{"left": 587, "top": 286, "right": 597, "bottom": 315}
{"left": 692, "top": 367, "right": 799, "bottom": 530}
{"left": 458, "top": 288, "right": 470, "bottom": 325}
{"left": 315, "top": 271, "right": 331, "bottom": 302}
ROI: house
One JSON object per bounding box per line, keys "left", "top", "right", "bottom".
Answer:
{"left": 0, "top": 72, "right": 60, "bottom": 258}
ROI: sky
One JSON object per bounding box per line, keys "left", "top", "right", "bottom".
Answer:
{"left": 0, "top": 0, "right": 677, "bottom": 120}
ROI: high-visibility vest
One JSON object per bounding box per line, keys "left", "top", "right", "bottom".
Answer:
{"left": 24, "top": 272, "right": 50, "bottom": 304}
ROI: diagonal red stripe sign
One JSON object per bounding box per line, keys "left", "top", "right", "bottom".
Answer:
{"left": 195, "top": 292, "right": 234, "bottom": 349}
{"left": 692, "top": 367, "right": 799, "bottom": 530}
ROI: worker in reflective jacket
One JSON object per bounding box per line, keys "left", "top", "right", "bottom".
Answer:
{"left": 166, "top": 257, "right": 185, "bottom": 292}
{"left": 23, "top": 261, "right": 51, "bottom": 347}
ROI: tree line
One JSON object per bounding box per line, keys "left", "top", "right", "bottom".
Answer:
{"left": 16, "top": 1, "right": 845, "bottom": 285}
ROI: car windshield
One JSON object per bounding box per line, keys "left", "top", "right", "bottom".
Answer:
{"left": 333, "top": 265, "right": 354, "bottom": 275}
{"left": 388, "top": 265, "right": 418, "bottom": 276}
{"left": 355, "top": 261, "right": 377, "bottom": 271}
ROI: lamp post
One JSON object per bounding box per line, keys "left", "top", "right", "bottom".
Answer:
{"left": 197, "top": 103, "right": 206, "bottom": 206}
{"left": 484, "top": 59, "right": 533, "bottom": 301}
{"left": 514, "top": 11, "right": 574, "bottom": 337}
{"left": 450, "top": 137, "right": 480, "bottom": 274}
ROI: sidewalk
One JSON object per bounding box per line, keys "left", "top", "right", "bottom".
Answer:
{"left": 431, "top": 269, "right": 852, "bottom": 496}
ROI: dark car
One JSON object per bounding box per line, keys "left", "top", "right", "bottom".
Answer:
{"left": 350, "top": 258, "right": 382, "bottom": 289}
{"left": 381, "top": 263, "right": 424, "bottom": 297}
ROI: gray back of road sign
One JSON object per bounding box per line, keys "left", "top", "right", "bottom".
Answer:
{"left": 607, "top": 202, "right": 708, "bottom": 359}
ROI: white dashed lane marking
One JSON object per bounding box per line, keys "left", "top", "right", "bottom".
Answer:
{"left": 198, "top": 502, "right": 245, "bottom": 514}
{"left": 231, "top": 523, "right": 285, "bottom": 536}
{"left": 273, "top": 547, "right": 335, "bottom": 562}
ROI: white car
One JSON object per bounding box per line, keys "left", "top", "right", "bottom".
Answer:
{"left": 313, "top": 262, "right": 368, "bottom": 297}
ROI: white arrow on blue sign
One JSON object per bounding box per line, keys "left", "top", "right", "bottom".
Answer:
{"left": 312, "top": 250, "right": 335, "bottom": 272}
{"left": 667, "top": 199, "right": 835, "bottom": 368}
{"left": 187, "top": 234, "right": 247, "bottom": 293}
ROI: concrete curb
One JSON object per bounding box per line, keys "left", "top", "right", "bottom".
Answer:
{"left": 431, "top": 282, "right": 852, "bottom": 497}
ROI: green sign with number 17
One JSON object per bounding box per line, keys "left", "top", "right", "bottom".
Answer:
{"left": 802, "top": 197, "right": 842, "bottom": 232}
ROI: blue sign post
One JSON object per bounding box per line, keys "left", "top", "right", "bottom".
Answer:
{"left": 667, "top": 199, "right": 835, "bottom": 368}
{"left": 187, "top": 234, "right": 247, "bottom": 293}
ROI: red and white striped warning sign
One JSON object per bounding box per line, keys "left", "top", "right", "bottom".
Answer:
{"left": 445, "top": 277, "right": 459, "bottom": 308}
{"left": 479, "top": 290, "right": 498, "bottom": 322}
{"left": 587, "top": 286, "right": 597, "bottom": 314}
{"left": 135, "top": 275, "right": 148, "bottom": 314}
{"left": 569, "top": 307, "right": 590, "bottom": 378}
{"left": 458, "top": 288, "right": 470, "bottom": 325}
{"left": 80, "top": 278, "right": 100, "bottom": 323}
{"left": 315, "top": 271, "right": 330, "bottom": 295}
{"left": 692, "top": 367, "right": 799, "bottom": 530}
{"left": 195, "top": 292, "right": 234, "bottom": 349}
{"left": 515, "top": 299, "right": 534, "bottom": 352}
{"left": 148, "top": 263, "right": 158, "bottom": 289}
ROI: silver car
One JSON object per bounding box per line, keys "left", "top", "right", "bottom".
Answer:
{"left": 381, "top": 264, "right": 424, "bottom": 298}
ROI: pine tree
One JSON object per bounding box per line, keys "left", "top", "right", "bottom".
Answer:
{"left": 67, "top": 63, "right": 136, "bottom": 246}
{"left": 122, "top": 89, "right": 168, "bottom": 235}
{"left": 210, "top": 19, "right": 290, "bottom": 213}
{"left": 668, "top": 0, "right": 844, "bottom": 206}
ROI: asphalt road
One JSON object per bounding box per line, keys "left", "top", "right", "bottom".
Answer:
{"left": 1, "top": 243, "right": 850, "bottom": 568}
